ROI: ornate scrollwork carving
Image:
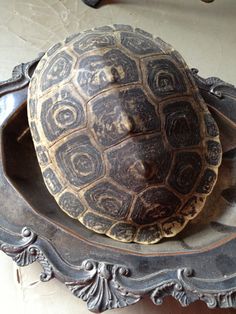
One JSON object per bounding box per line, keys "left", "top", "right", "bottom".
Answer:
{"left": 2, "top": 227, "right": 236, "bottom": 312}
{"left": 191, "top": 68, "right": 234, "bottom": 99}
{"left": 150, "top": 268, "right": 194, "bottom": 307}
{"left": 0, "top": 54, "right": 43, "bottom": 96}
{"left": 66, "top": 260, "right": 140, "bottom": 312}
{"left": 1, "top": 227, "right": 53, "bottom": 282}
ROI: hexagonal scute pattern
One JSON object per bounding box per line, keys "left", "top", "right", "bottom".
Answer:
{"left": 76, "top": 49, "right": 140, "bottom": 98}
{"left": 162, "top": 100, "right": 201, "bottom": 148}
{"left": 143, "top": 56, "right": 188, "bottom": 100}
{"left": 73, "top": 32, "right": 116, "bottom": 54}
{"left": 120, "top": 31, "right": 162, "bottom": 55}
{"left": 40, "top": 51, "right": 74, "bottom": 92}
{"left": 83, "top": 180, "right": 132, "bottom": 220}
{"left": 89, "top": 87, "right": 160, "bottom": 148}
{"left": 40, "top": 88, "right": 86, "bottom": 143}
{"left": 27, "top": 24, "right": 222, "bottom": 244}
{"left": 131, "top": 187, "right": 181, "bottom": 225}
{"left": 106, "top": 134, "right": 172, "bottom": 192}
{"left": 54, "top": 132, "right": 104, "bottom": 188}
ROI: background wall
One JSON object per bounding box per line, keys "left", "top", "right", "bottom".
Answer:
{"left": 0, "top": 0, "right": 236, "bottom": 313}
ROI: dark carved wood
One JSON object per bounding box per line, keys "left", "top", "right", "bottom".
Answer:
{"left": 82, "top": 0, "right": 215, "bottom": 8}
{"left": 0, "top": 54, "right": 42, "bottom": 97}
{"left": 192, "top": 68, "right": 236, "bottom": 153}
{"left": 0, "top": 57, "right": 235, "bottom": 313}
{"left": 2, "top": 226, "right": 236, "bottom": 311}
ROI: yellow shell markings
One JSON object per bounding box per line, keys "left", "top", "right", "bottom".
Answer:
{"left": 85, "top": 84, "right": 161, "bottom": 153}
{"left": 71, "top": 52, "right": 143, "bottom": 104}
{"left": 139, "top": 55, "right": 193, "bottom": 105}
{"left": 157, "top": 96, "right": 205, "bottom": 213}
{"left": 48, "top": 129, "right": 107, "bottom": 193}
{"left": 173, "top": 111, "right": 222, "bottom": 224}
{"left": 27, "top": 25, "right": 222, "bottom": 244}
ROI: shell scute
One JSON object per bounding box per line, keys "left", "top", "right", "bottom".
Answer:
{"left": 35, "top": 145, "right": 50, "bottom": 166}
{"left": 143, "top": 56, "right": 188, "bottom": 100}
{"left": 54, "top": 132, "right": 104, "bottom": 189}
{"left": 81, "top": 211, "right": 113, "bottom": 234}
{"left": 131, "top": 187, "right": 181, "bottom": 225}
{"left": 205, "top": 140, "right": 222, "bottom": 166}
{"left": 134, "top": 224, "right": 162, "bottom": 244}
{"left": 40, "top": 88, "right": 86, "bottom": 143}
{"left": 120, "top": 31, "right": 162, "bottom": 55}
{"left": 58, "top": 191, "right": 85, "bottom": 218}
{"left": 73, "top": 33, "right": 116, "bottom": 54}
{"left": 196, "top": 168, "right": 217, "bottom": 194}
{"left": 83, "top": 180, "right": 132, "bottom": 220}
{"left": 106, "top": 134, "right": 172, "bottom": 192}
{"left": 40, "top": 51, "right": 74, "bottom": 92}
{"left": 204, "top": 113, "right": 219, "bottom": 137}
{"left": 76, "top": 48, "right": 140, "bottom": 98}
{"left": 163, "top": 100, "right": 201, "bottom": 148}
{"left": 168, "top": 151, "right": 202, "bottom": 195}
{"left": 89, "top": 87, "right": 161, "bottom": 148}
{"left": 107, "top": 222, "right": 137, "bottom": 242}
{"left": 42, "top": 167, "right": 63, "bottom": 195}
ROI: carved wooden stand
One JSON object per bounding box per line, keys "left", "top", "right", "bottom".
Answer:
{"left": 0, "top": 56, "right": 235, "bottom": 312}
{"left": 83, "top": 0, "right": 215, "bottom": 8}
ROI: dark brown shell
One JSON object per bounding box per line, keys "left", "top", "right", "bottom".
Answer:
{"left": 27, "top": 25, "right": 222, "bottom": 244}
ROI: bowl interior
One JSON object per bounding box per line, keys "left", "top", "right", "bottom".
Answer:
{"left": 2, "top": 103, "right": 236, "bottom": 255}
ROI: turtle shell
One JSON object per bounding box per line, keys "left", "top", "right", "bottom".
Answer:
{"left": 27, "top": 24, "right": 222, "bottom": 244}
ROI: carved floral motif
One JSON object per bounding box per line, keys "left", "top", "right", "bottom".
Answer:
{"left": 1, "top": 227, "right": 236, "bottom": 312}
